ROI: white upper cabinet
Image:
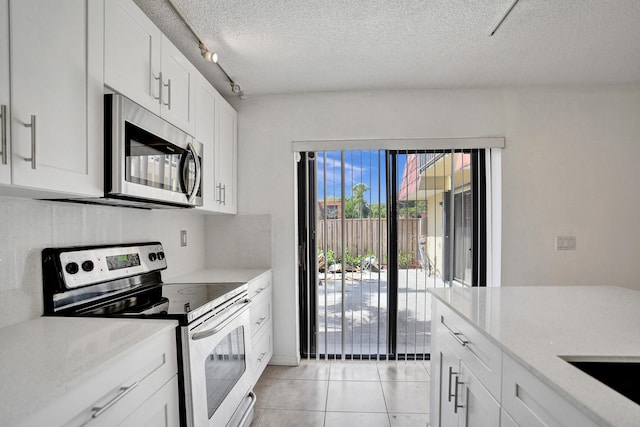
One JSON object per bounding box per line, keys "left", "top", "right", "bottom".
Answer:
{"left": 0, "top": 0, "right": 10, "bottom": 185}
{"left": 160, "top": 35, "right": 197, "bottom": 135}
{"left": 5, "top": 0, "right": 103, "bottom": 196}
{"left": 195, "top": 75, "right": 238, "bottom": 215}
{"left": 105, "top": 0, "right": 196, "bottom": 135}
{"left": 215, "top": 96, "right": 237, "bottom": 213}
{"left": 194, "top": 74, "right": 217, "bottom": 212}
{"left": 104, "top": 0, "right": 161, "bottom": 114}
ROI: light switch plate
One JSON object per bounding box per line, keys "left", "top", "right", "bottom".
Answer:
{"left": 180, "top": 230, "right": 188, "bottom": 247}
{"left": 555, "top": 236, "right": 576, "bottom": 251}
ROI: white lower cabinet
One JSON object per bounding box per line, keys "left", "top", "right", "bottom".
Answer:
{"left": 435, "top": 330, "right": 500, "bottom": 427}
{"left": 248, "top": 271, "right": 273, "bottom": 383}
{"left": 457, "top": 360, "right": 501, "bottom": 427}
{"left": 431, "top": 299, "right": 599, "bottom": 427}
{"left": 500, "top": 409, "right": 518, "bottom": 427}
{"left": 435, "top": 337, "right": 463, "bottom": 427}
{"left": 501, "top": 353, "right": 599, "bottom": 427}
{"left": 118, "top": 376, "right": 180, "bottom": 427}
{"left": 45, "top": 326, "right": 179, "bottom": 427}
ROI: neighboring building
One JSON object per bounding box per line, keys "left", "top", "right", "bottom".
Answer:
{"left": 398, "top": 152, "right": 473, "bottom": 284}
{"left": 317, "top": 198, "right": 342, "bottom": 219}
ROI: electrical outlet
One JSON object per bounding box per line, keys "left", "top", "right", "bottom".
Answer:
{"left": 180, "top": 230, "right": 188, "bottom": 247}
{"left": 555, "top": 236, "right": 576, "bottom": 251}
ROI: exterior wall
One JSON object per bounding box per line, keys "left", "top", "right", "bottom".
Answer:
{"left": 230, "top": 85, "right": 640, "bottom": 364}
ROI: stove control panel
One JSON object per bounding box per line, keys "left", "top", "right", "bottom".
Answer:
{"left": 54, "top": 242, "right": 167, "bottom": 289}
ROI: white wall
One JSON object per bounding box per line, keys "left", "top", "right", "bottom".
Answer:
{"left": 231, "top": 85, "right": 640, "bottom": 364}
{"left": 205, "top": 214, "right": 272, "bottom": 268}
{"left": 0, "top": 196, "right": 206, "bottom": 328}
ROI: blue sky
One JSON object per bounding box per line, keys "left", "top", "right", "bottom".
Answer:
{"left": 316, "top": 150, "right": 407, "bottom": 204}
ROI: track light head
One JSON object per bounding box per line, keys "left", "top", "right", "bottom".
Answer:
{"left": 199, "top": 42, "right": 218, "bottom": 63}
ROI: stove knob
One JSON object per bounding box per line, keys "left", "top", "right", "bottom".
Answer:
{"left": 65, "top": 262, "right": 79, "bottom": 275}
{"left": 157, "top": 252, "right": 165, "bottom": 261}
{"left": 149, "top": 252, "right": 157, "bottom": 262}
{"left": 81, "top": 260, "right": 94, "bottom": 272}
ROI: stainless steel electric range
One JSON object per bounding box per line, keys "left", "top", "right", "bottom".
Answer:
{"left": 42, "top": 242, "right": 255, "bottom": 427}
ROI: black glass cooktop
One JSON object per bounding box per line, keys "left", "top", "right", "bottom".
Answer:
{"left": 161, "top": 282, "right": 248, "bottom": 324}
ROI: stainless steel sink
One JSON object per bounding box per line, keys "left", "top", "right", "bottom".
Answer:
{"left": 562, "top": 357, "right": 640, "bottom": 406}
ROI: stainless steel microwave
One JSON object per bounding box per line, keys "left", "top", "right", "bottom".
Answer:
{"left": 102, "top": 94, "right": 203, "bottom": 208}
{"left": 48, "top": 94, "right": 203, "bottom": 209}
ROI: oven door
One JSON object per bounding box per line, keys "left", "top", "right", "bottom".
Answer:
{"left": 183, "top": 299, "right": 254, "bottom": 427}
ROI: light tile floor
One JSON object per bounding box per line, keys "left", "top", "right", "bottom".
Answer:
{"left": 250, "top": 360, "right": 430, "bottom": 427}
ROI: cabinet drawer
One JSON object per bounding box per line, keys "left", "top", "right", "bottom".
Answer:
{"left": 248, "top": 272, "right": 271, "bottom": 301}
{"left": 437, "top": 303, "right": 502, "bottom": 400}
{"left": 251, "top": 323, "right": 273, "bottom": 383}
{"left": 62, "top": 327, "right": 178, "bottom": 427}
{"left": 250, "top": 289, "right": 272, "bottom": 339}
{"left": 502, "top": 353, "right": 599, "bottom": 427}
{"left": 119, "top": 375, "right": 179, "bottom": 427}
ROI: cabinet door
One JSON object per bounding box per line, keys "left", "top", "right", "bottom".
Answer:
{"left": 435, "top": 337, "right": 461, "bottom": 427}
{"left": 215, "top": 96, "right": 237, "bottom": 213}
{"left": 500, "top": 409, "right": 518, "bottom": 427}
{"left": 251, "top": 322, "right": 273, "bottom": 384}
{"left": 0, "top": 0, "right": 9, "bottom": 184}
{"left": 160, "top": 35, "right": 196, "bottom": 134}
{"left": 194, "top": 75, "right": 218, "bottom": 212}
{"left": 457, "top": 361, "right": 501, "bottom": 427}
{"left": 105, "top": 0, "right": 161, "bottom": 114}
{"left": 118, "top": 376, "right": 180, "bottom": 427}
{"left": 9, "top": 0, "right": 102, "bottom": 196}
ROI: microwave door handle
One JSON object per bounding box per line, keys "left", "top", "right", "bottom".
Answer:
{"left": 185, "top": 142, "right": 201, "bottom": 204}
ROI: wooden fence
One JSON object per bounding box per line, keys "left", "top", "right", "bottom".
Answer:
{"left": 315, "top": 218, "right": 421, "bottom": 265}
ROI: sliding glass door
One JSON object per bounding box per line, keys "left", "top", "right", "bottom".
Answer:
{"left": 298, "top": 148, "right": 486, "bottom": 360}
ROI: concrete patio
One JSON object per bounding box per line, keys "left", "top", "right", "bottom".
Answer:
{"left": 315, "top": 269, "right": 447, "bottom": 358}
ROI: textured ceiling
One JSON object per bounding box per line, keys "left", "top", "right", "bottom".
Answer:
{"left": 133, "top": 0, "right": 640, "bottom": 98}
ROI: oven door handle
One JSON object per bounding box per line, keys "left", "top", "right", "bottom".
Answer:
{"left": 191, "top": 299, "right": 251, "bottom": 341}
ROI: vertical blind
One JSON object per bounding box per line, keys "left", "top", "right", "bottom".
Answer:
{"left": 298, "top": 144, "right": 499, "bottom": 361}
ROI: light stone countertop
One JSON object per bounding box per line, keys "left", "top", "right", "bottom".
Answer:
{"left": 0, "top": 316, "right": 178, "bottom": 427}
{"left": 428, "top": 286, "right": 640, "bottom": 427}
{"left": 164, "top": 267, "right": 271, "bottom": 284}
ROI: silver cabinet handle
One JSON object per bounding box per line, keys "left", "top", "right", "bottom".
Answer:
{"left": 91, "top": 382, "right": 139, "bottom": 419}
{"left": 153, "top": 72, "right": 163, "bottom": 104}
{"left": 448, "top": 366, "right": 458, "bottom": 402}
{"left": 254, "top": 287, "right": 264, "bottom": 295}
{"left": 0, "top": 105, "right": 7, "bottom": 165}
{"left": 256, "top": 316, "right": 267, "bottom": 326}
{"left": 222, "top": 183, "right": 226, "bottom": 205}
{"left": 450, "top": 331, "right": 469, "bottom": 347}
{"left": 257, "top": 352, "right": 267, "bottom": 362}
{"left": 215, "top": 183, "right": 222, "bottom": 203}
{"left": 24, "top": 115, "right": 36, "bottom": 169}
{"left": 453, "top": 375, "right": 464, "bottom": 414}
{"left": 163, "top": 78, "right": 171, "bottom": 109}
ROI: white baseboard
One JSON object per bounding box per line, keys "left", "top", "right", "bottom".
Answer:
{"left": 268, "top": 354, "right": 301, "bottom": 366}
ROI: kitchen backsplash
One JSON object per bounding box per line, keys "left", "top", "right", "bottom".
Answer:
{"left": 205, "top": 214, "right": 271, "bottom": 268}
{"left": 0, "top": 196, "right": 206, "bottom": 328}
